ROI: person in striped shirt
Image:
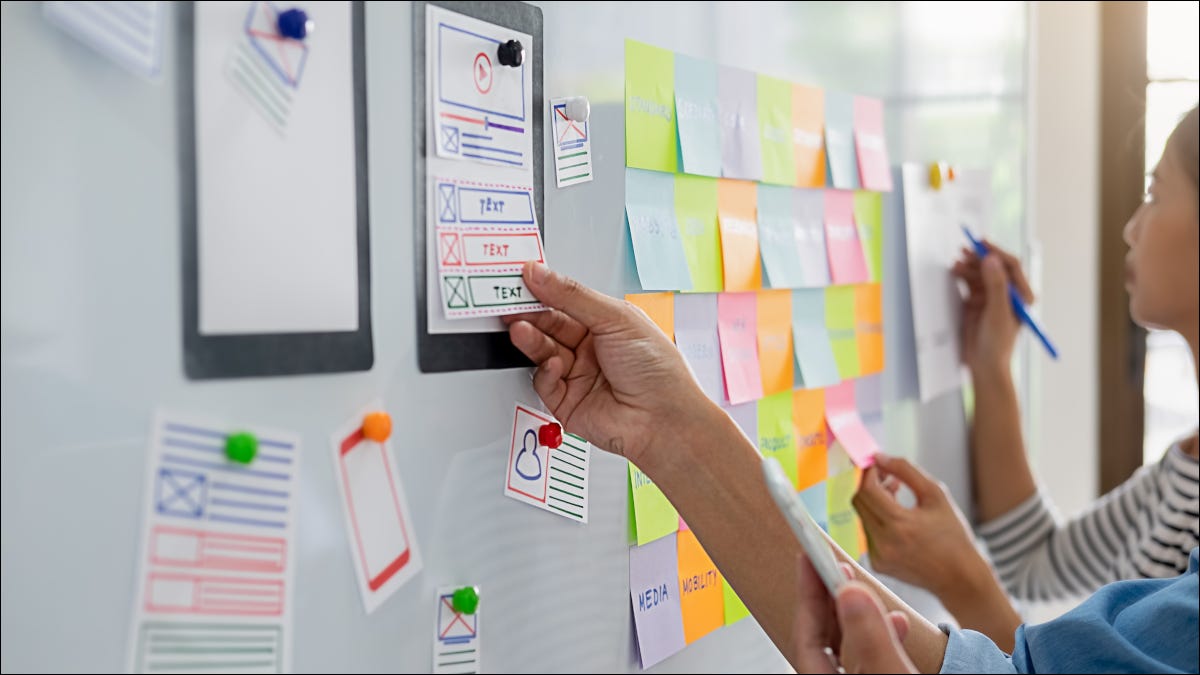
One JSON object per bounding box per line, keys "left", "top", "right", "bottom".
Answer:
{"left": 854, "top": 105, "right": 1200, "bottom": 653}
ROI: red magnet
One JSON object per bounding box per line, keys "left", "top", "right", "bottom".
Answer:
{"left": 538, "top": 423, "right": 563, "bottom": 449}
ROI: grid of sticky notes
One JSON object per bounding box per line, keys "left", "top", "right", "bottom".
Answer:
{"left": 625, "top": 39, "right": 889, "bottom": 666}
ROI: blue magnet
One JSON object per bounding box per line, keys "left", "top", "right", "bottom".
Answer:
{"left": 277, "top": 8, "right": 311, "bottom": 40}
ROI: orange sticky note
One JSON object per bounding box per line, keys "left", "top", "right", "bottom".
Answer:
{"left": 626, "top": 292, "right": 675, "bottom": 340}
{"left": 717, "top": 179, "right": 762, "bottom": 291}
{"left": 677, "top": 529, "right": 724, "bottom": 644}
{"left": 792, "top": 84, "right": 825, "bottom": 188}
{"left": 756, "top": 289, "right": 793, "bottom": 395}
{"left": 855, "top": 283, "right": 884, "bottom": 375}
{"left": 793, "top": 388, "right": 828, "bottom": 491}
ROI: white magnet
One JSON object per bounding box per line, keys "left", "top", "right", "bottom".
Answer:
{"left": 564, "top": 97, "right": 590, "bottom": 122}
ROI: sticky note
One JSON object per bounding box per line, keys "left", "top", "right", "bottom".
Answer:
{"left": 717, "top": 292, "right": 763, "bottom": 405}
{"left": 675, "top": 174, "right": 724, "bottom": 292}
{"left": 854, "top": 190, "right": 884, "bottom": 283}
{"left": 626, "top": 292, "right": 675, "bottom": 338}
{"left": 718, "top": 66, "right": 762, "bottom": 180}
{"left": 793, "top": 388, "right": 828, "bottom": 491}
{"left": 717, "top": 179, "right": 762, "bottom": 291}
{"left": 757, "top": 74, "right": 794, "bottom": 185}
{"left": 794, "top": 189, "right": 831, "bottom": 286}
{"left": 792, "top": 288, "right": 840, "bottom": 388}
{"left": 626, "top": 168, "right": 693, "bottom": 291}
{"left": 825, "top": 380, "right": 879, "bottom": 468}
{"left": 724, "top": 400, "right": 757, "bottom": 441}
{"left": 625, "top": 40, "right": 676, "bottom": 172}
{"left": 629, "top": 533, "right": 686, "bottom": 669}
{"left": 855, "top": 373, "right": 885, "bottom": 444}
{"left": 825, "top": 190, "right": 869, "bottom": 285}
{"left": 855, "top": 283, "right": 884, "bottom": 376}
{"left": 675, "top": 293, "right": 725, "bottom": 403}
{"left": 826, "top": 285, "right": 861, "bottom": 379}
{"left": 675, "top": 54, "right": 721, "bottom": 177}
{"left": 629, "top": 461, "right": 680, "bottom": 546}
{"left": 827, "top": 461, "right": 862, "bottom": 558}
{"left": 722, "top": 583, "right": 751, "bottom": 625}
{"left": 676, "top": 529, "right": 725, "bottom": 644}
{"left": 824, "top": 91, "right": 859, "bottom": 189}
{"left": 800, "top": 482, "right": 828, "bottom": 531}
{"left": 505, "top": 404, "right": 591, "bottom": 522}
{"left": 758, "top": 390, "right": 798, "bottom": 489}
{"left": 756, "top": 289, "right": 793, "bottom": 395}
{"left": 853, "top": 96, "right": 893, "bottom": 191}
{"left": 793, "top": 84, "right": 825, "bottom": 188}
{"left": 434, "top": 586, "right": 481, "bottom": 673}
{"left": 757, "top": 185, "right": 806, "bottom": 288}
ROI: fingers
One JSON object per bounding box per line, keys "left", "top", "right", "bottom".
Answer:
{"left": 501, "top": 307, "right": 589, "bottom": 350}
{"left": 980, "top": 256, "right": 1015, "bottom": 320}
{"left": 888, "top": 611, "right": 910, "bottom": 642}
{"left": 852, "top": 466, "right": 903, "bottom": 520}
{"left": 522, "top": 262, "right": 626, "bottom": 330}
{"left": 508, "top": 320, "right": 575, "bottom": 370}
{"left": 835, "top": 583, "right": 914, "bottom": 674}
{"left": 531, "top": 356, "right": 568, "bottom": 412}
{"left": 982, "top": 240, "right": 1035, "bottom": 303}
{"left": 872, "top": 455, "right": 940, "bottom": 505}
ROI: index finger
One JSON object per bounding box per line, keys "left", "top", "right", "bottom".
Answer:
{"left": 502, "top": 307, "right": 588, "bottom": 350}
{"left": 852, "top": 467, "right": 903, "bottom": 520}
{"left": 983, "top": 240, "right": 1035, "bottom": 304}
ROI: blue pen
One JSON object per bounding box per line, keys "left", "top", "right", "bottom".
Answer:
{"left": 961, "top": 226, "right": 1059, "bottom": 360}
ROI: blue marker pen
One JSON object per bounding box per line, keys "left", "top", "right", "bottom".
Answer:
{"left": 961, "top": 226, "right": 1059, "bottom": 360}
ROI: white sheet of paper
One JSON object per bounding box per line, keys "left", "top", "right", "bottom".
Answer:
{"left": 433, "top": 586, "right": 482, "bottom": 674}
{"left": 195, "top": 1, "right": 358, "bottom": 335}
{"left": 126, "top": 410, "right": 300, "bottom": 673}
{"left": 330, "top": 402, "right": 423, "bottom": 614}
{"left": 901, "top": 163, "right": 965, "bottom": 401}
{"left": 550, "top": 97, "right": 594, "bottom": 187}
{"left": 44, "top": 1, "right": 164, "bottom": 80}
{"left": 429, "top": 5, "right": 533, "bottom": 169}
{"left": 504, "top": 403, "right": 590, "bottom": 523}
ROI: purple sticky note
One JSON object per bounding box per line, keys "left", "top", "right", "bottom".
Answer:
{"left": 675, "top": 293, "right": 725, "bottom": 403}
{"left": 716, "top": 292, "right": 764, "bottom": 405}
{"left": 629, "top": 533, "right": 686, "bottom": 668}
{"left": 723, "top": 400, "right": 758, "bottom": 441}
{"left": 824, "top": 189, "right": 869, "bottom": 284}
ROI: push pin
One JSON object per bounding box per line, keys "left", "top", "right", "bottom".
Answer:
{"left": 538, "top": 422, "right": 563, "bottom": 449}
{"left": 451, "top": 586, "right": 480, "bottom": 615}
{"left": 946, "top": 166, "right": 956, "bottom": 182}
{"left": 225, "top": 431, "right": 258, "bottom": 465}
{"left": 564, "top": 96, "right": 590, "bottom": 123}
{"left": 362, "top": 411, "right": 392, "bottom": 442}
{"left": 277, "top": 8, "right": 314, "bottom": 40}
{"left": 497, "top": 39, "right": 524, "bottom": 67}
{"left": 928, "top": 162, "right": 944, "bottom": 191}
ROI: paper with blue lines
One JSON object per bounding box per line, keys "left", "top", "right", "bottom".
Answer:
{"left": 126, "top": 410, "right": 300, "bottom": 673}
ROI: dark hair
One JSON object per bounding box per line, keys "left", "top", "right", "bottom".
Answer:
{"left": 1165, "top": 105, "right": 1199, "bottom": 194}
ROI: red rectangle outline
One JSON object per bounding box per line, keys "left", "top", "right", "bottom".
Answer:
{"left": 150, "top": 526, "right": 286, "bottom": 574}
{"left": 145, "top": 572, "right": 283, "bottom": 616}
{"left": 461, "top": 232, "right": 545, "bottom": 266}
{"left": 506, "top": 405, "right": 554, "bottom": 504}
{"left": 339, "top": 429, "right": 413, "bottom": 592}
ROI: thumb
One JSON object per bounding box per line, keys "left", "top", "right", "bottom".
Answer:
{"left": 872, "top": 455, "right": 941, "bottom": 505}
{"left": 522, "top": 262, "right": 625, "bottom": 329}
{"left": 836, "top": 583, "right": 916, "bottom": 673}
{"left": 980, "top": 255, "right": 1013, "bottom": 323}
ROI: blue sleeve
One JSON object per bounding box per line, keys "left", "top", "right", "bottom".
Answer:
{"left": 939, "top": 629, "right": 1018, "bottom": 674}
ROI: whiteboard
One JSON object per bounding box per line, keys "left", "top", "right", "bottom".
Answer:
{"left": 0, "top": 1, "right": 1030, "bottom": 672}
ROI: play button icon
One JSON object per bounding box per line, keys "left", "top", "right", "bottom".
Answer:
{"left": 473, "top": 52, "right": 493, "bottom": 94}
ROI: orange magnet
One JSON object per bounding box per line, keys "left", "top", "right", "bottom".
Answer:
{"left": 363, "top": 411, "right": 392, "bottom": 442}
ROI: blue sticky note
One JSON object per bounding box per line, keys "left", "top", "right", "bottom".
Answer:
{"left": 626, "top": 168, "right": 694, "bottom": 291}
{"left": 794, "top": 189, "right": 832, "bottom": 287}
{"left": 800, "top": 482, "right": 829, "bottom": 532}
{"left": 824, "top": 91, "right": 859, "bottom": 190}
{"left": 718, "top": 66, "right": 762, "bottom": 181}
{"left": 757, "top": 185, "right": 806, "bottom": 288}
{"left": 674, "top": 55, "right": 721, "bottom": 177}
{"left": 792, "top": 288, "right": 841, "bottom": 388}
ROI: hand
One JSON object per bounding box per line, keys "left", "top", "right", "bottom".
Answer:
{"left": 853, "top": 455, "right": 989, "bottom": 600}
{"left": 951, "top": 242, "right": 1032, "bottom": 377}
{"left": 502, "top": 262, "right": 714, "bottom": 466}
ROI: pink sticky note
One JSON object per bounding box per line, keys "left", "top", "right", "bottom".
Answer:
{"left": 853, "top": 96, "right": 893, "bottom": 192}
{"left": 716, "top": 293, "right": 764, "bottom": 405}
{"left": 824, "top": 190, "right": 869, "bottom": 284}
{"left": 824, "top": 380, "right": 878, "bottom": 468}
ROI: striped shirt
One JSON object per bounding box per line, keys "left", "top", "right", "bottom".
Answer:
{"left": 977, "top": 443, "right": 1200, "bottom": 602}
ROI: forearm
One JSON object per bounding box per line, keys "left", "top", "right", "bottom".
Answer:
{"left": 970, "top": 366, "right": 1037, "bottom": 522}
{"left": 934, "top": 558, "right": 1022, "bottom": 653}
{"left": 640, "top": 401, "right": 946, "bottom": 672}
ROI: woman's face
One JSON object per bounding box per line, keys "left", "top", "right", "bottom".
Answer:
{"left": 1123, "top": 141, "right": 1200, "bottom": 332}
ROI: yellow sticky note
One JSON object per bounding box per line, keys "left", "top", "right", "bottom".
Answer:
{"left": 853, "top": 191, "right": 884, "bottom": 282}
{"left": 717, "top": 179, "right": 762, "bottom": 292}
{"left": 722, "top": 583, "right": 751, "bottom": 625}
{"left": 625, "top": 40, "right": 676, "bottom": 172}
{"left": 827, "top": 463, "right": 861, "bottom": 559}
{"left": 792, "top": 84, "right": 825, "bottom": 188}
{"left": 825, "top": 285, "right": 860, "bottom": 379}
{"left": 756, "top": 289, "right": 793, "bottom": 395}
{"left": 757, "top": 74, "right": 795, "bottom": 186}
{"left": 677, "top": 529, "right": 724, "bottom": 644}
{"left": 675, "top": 174, "right": 724, "bottom": 292}
{"left": 626, "top": 292, "right": 676, "bottom": 339}
{"left": 758, "top": 390, "right": 798, "bottom": 489}
{"left": 629, "top": 461, "right": 679, "bottom": 546}
{"left": 793, "top": 388, "right": 828, "bottom": 491}
{"left": 855, "top": 283, "right": 884, "bottom": 375}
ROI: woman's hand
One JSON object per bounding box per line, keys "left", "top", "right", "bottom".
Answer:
{"left": 502, "top": 262, "right": 715, "bottom": 466}
{"left": 952, "top": 242, "right": 1032, "bottom": 377}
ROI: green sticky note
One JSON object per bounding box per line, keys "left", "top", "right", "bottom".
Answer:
{"left": 854, "top": 191, "right": 884, "bottom": 282}
{"left": 757, "top": 74, "right": 795, "bottom": 186}
{"left": 826, "top": 285, "right": 860, "bottom": 378}
{"left": 674, "top": 173, "right": 723, "bottom": 292}
{"left": 722, "top": 583, "right": 751, "bottom": 625}
{"left": 625, "top": 39, "right": 677, "bottom": 172}
{"left": 628, "top": 461, "right": 679, "bottom": 546}
{"left": 757, "top": 390, "right": 797, "bottom": 488}
{"left": 827, "top": 468, "right": 861, "bottom": 558}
